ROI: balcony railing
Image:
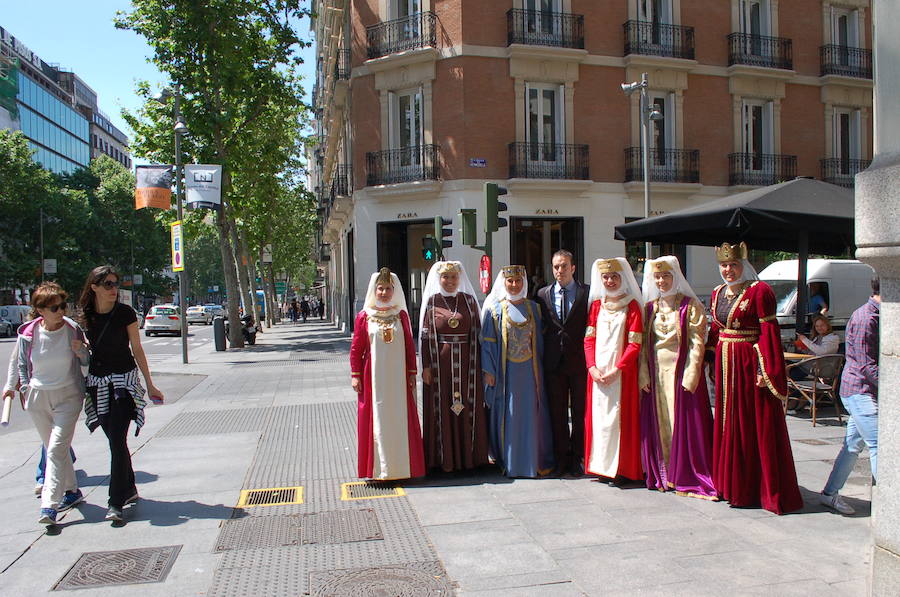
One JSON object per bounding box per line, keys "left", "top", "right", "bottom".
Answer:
{"left": 820, "top": 45, "right": 872, "bottom": 79}
{"left": 366, "top": 12, "right": 436, "bottom": 59}
{"left": 508, "top": 142, "right": 590, "bottom": 180}
{"left": 728, "top": 32, "right": 793, "bottom": 70}
{"left": 728, "top": 152, "right": 797, "bottom": 186}
{"left": 507, "top": 9, "right": 584, "bottom": 49}
{"left": 366, "top": 144, "right": 441, "bottom": 186}
{"left": 331, "top": 164, "right": 352, "bottom": 198}
{"left": 335, "top": 49, "right": 351, "bottom": 80}
{"left": 821, "top": 158, "right": 871, "bottom": 188}
{"left": 624, "top": 148, "right": 699, "bottom": 183}
{"left": 623, "top": 20, "right": 695, "bottom": 60}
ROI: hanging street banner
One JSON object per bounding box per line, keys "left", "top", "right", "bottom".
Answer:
{"left": 135, "top": 165, "right": 173, "bottom": 210}
{"left": 185, "top": 164, "right": 222, "bottom": 211}
{"left": 170, "top": 220, "right": 184, "bottom": 272}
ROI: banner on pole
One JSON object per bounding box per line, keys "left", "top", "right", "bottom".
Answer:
{"left": 135, "top": 165, "right": 173, "bottom": 209}
{"left": 171, "top": 220, "right": 184, "bottom": 272}
{"left": 185, "top": 165, "right": 222, "bottom": 211}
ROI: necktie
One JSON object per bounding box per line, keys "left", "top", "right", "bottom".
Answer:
{"left": 560, "top": 287, "right": 568, "bottom": 321}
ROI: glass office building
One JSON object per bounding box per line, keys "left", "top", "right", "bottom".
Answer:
{"left": 16, "top": 71, "right": 89, "bottom": 174}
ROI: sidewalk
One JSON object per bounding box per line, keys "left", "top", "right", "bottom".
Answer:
{"left": 0, "top": 321, "right": 872, "bottom": 595}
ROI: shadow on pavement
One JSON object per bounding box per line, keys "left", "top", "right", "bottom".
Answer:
{"left": 408, "top": 465, "right": 515, "bottom": 488}
{"left": 75, "top": 469, "right": 158, "bottom": 487}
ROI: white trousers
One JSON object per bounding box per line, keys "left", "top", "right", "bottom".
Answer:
{"left": 25, "top": 385, "right": 83, "bottom": 509}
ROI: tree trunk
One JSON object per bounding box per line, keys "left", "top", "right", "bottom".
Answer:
{"left": 258, "top": 245, "right": 273, "bottom": 328}
{"left": 216, "top": 206, "right": 244, "bottom": 347}
{"left": 240, "top": 229, "right": 259, "bottom": 326}
{"left": 232, "top": 225, "right": 256, "bottom": 328}
{"left": 268, "top": 263, "right": 279, "bottom": 325}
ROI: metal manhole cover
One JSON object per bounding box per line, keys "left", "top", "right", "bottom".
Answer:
{"left": 214, "top": 510, "right": 382, "bottom": 552}
{"left": 53, "top": 545, "right": 181, "bottom": 590}
{"left": 309, "top": 561, "right": 453, "bottom": 596}
{"left": 341, "top": 481, "right": 406, "bottom": 501}
{"left": 237, "top": 486, "right": 303, "bottom": 507}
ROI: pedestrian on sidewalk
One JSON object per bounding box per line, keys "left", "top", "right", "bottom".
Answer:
{"left": 481, "top": 265, "right": 554, "bottom": 478}
{"left": 638, "top": 256, "right": 717, "bottom": 499}
{"left": 319, "top": 297, "right": 326, "bottom": 320}
{"left": 350, "top": 268, "right": 425, "bottom": 481}
{"left": 290, "top": 298, "right": 298, "bottom": 323}
{"left": 300, "top": 297, "right": 310, "bottom": 323}
{"left": 583, "top": 258, "right": 643, "bottom": 485}
{"left": 707, "top": 242, "right": 802, "bottom": 515}
{"left": 419, "top": 261, "right": 489, "bottom": 473}
{"left": 3, "top": 282, "right": 90, "bottom": 525}
{"left": 820, "top": 277, "right": 880, "bottom": 516}
{"left": 78, "top": 266, "right": 164, "bottom": 523}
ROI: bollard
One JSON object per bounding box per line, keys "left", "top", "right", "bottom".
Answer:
{"left": 213, "top": 316, "right": 226, "bottom": 351}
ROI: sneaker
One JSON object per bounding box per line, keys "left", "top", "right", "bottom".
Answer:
{"left": 34, "top": 483, "right": 43, "bottom": 496}
{"left": 820, "top": 491, "right": 855, "bottom": 515}
{"left": 105, "top": 506, "right": 123, "bottom": 522}
{"left": 124, "top": 493, "right": 139, "bottom": 506}
{"left": 58, "top": 489, "right": 85, "bottom": 512}
{"left": 38, "top": 508, "right": 57, "bottom": 525}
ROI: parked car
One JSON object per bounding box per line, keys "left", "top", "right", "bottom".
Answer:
{"left": 0, "top": 317, "right": 14, "bottom": 338}
{"left": 204, "top": 304, "right": 225, "bottom": 317}
{"left": 186, "top": 305, "right": 215, "bottom": 325}
{"left": 0, "top": 305, "right": 32, "bottom": 326}
{"left": 144, "top": 305, "right": 182, "bottom": 336}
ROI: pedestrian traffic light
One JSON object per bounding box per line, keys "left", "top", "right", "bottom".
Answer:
{"left": 422, "top": 235, "right": 438, "bottom": 261}
{"left": 485, "top": 182, "right": 508, "bottom": 233}
{"left": 435, "top": 216, "right": 452, "bottom": 258}
{"left": 459, "top": 208, "right": 477, "bottom": 246}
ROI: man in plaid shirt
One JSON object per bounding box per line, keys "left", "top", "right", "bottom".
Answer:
{"left": 820, "top": 277, "right": 880, "bottom": 515}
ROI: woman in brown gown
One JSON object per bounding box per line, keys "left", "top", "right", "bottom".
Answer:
{"left": 419, "top": 261, "right": 490, "bottom": 472}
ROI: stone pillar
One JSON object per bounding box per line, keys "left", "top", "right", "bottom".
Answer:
{"left": 857, "top": 2, "right": 900, "bottom": 594}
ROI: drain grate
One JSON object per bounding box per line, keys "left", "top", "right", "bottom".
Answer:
{"left": 53, "top": 545, "right": 181, "bottom": 590}
{"left": 214, "top": 509, "right": 382, "bottom": 552}
{"left": 309, "top": 561, "right": 453, "bottom": 596}
{"left": 237, "top": 486, "right": 303, "bottom": 507}
{"left": 341, "top": 481, "right": 406, "bottom": 501}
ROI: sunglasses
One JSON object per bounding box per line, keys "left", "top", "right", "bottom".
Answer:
{"left": 43, "top": 303, "right": 67, "bottom": 313}
{"left": 98, "top": 280, "right": 120, "bottom": 289}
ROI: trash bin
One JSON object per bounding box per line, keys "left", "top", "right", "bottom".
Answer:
{"left": 213, "top": 316, "right": 226, "bottom": 351}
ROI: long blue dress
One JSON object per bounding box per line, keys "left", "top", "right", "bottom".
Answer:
{"left": 481, "top": 299, "right": 555, "bottom": 478}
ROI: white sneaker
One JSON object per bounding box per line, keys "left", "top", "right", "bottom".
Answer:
{"left": 820, "top": 492, "right": 855, "bottom": 515}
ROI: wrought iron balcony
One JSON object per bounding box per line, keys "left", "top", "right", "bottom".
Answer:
{"left": 821, "top": 158, "right": 870, "bottom": 188}
{"left": 624, "top": 148, "right": 699, "bottom": 183}
{"left": 507, "top": 9, "right": 584, "bottom": 49}
{"left": 366, "top": 12, "right": 436, "bottom": 59}
{"left": 366, "top": 144, "right": 441, "bottom": 186}
{"left": 331, "top": 164, "right": 352, "bottom": 198}
{"left": 508, "top": 142, "right": 589, "bottom": 180}
{"left": 820, "top": 45, "right": 872, "bottom": 79}
{"left": 623, "top": 20, "right": 694, "bottom": 60}
{"left": 335, "top": 49, "right": 351, "bottom": 80}
{"left": 728, "top": 152, "right": 797, "bottom": 186}
{"left": 728, "top": 33, "right": 793, "bottom": 70}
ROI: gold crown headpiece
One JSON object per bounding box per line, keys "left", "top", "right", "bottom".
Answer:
{"left": 596, "top": 259, "right": 623, "bottom": 274}
{"left": 375, "top": 267, "right": 393, "bottom": 286}
{"left": 650, "top": 260, "right": 673, "bottom": 273}
{"left": 501, "top": 265, "right": 526, "bottom": 278}
{"left": 715, "top": 242, "right": 748, "bottom": 263}
{"left": 437, "top": 261, "right": 462, "bottom": 274}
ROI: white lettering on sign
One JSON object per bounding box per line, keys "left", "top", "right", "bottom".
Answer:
{"left": 397, "top": 212, "right": 418, "bottom": 219}
{"left": 535, "top": 209, "right": 559, "bottom": 215}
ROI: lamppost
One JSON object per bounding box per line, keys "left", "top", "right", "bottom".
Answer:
{"left": 621, "top": 72, "right": 663, "bottom": 262}
{"left": 153, "top": 85, "right": 190, "bottom": 364}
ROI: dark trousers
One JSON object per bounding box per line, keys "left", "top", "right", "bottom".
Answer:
{"left": 546, "top": 367, "right": 586, "bottom": 471}
{"left": 100, "top": 394, "right": 137, "bottom": 508}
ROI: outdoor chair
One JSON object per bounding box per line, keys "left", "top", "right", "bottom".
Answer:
{"left": 786, "top": 354, "right": 845, "bottom": 426}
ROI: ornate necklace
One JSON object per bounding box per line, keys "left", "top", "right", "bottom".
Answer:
{"left": 441, "top": 293, "right": 461, "bottom": 329}
{"left": 369, "top": 311, "right": 399, "bottom": 343}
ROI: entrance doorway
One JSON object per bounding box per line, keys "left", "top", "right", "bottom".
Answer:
{"left": 510, "top": 217, "right": 584, "bottom": 297}
{"left": 376, "top": 219, "right": 434, "bottom": 332}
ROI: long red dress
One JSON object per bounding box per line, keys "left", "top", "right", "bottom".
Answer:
{"left": 583, "top": 297, "right": 643, "bottom": 481}
{"left": 708, "top": 281, "right": 803, "bottom": 514}
{"left": 350, "top": 309, "right": 425, "bottom": 480}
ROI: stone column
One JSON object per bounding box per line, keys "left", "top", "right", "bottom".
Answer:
{"left": 856, "top": 2, "right": 900, "bottom": 594}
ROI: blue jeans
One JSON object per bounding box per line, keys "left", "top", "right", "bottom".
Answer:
{"left": 36, "top": 445, "right": 76, "bottom": 485}
{"left": 823, "top": 393, "right": 878, "bottom": 495}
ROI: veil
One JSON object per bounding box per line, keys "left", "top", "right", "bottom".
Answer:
{"left": 363, "top": 268, "right": 408, "bottom": 318}
{"left": 418, "top": 261, "right": 480, "bottom": 348}
{"left": 587, "top": 257, "right": 642, "bottom": 305}
{"left": 642, "top": 256, "right": 701, "bottom": 304}
{"left": 481, "top": 266, "right": 528, "bottom": 318}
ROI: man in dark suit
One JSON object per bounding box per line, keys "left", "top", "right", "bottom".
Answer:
{"left": 537, "top": 249, "right": 589, "bottom": 476}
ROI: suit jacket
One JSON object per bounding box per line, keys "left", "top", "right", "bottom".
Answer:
{"left": 537, "top": 280, "right": 589, "bottom": 375}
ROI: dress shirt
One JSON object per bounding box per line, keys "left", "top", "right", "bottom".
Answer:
{"left": 554, "top": 280, "right": 577, "bottom": 320}
{"left": 840, "top": 297, "right": 879, "bottom": 398}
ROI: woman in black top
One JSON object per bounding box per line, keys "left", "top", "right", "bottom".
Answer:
{"left": 78, "top": 265, "right": 163, "bottom": 522}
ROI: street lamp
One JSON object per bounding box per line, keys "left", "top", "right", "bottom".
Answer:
{"left": 154, "top": 85, "right": 190, "bottom": 364}
{"left": 622, "top": 72, "right": 663, "bottom": 262}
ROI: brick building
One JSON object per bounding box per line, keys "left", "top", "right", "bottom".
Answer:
{"left": 309, "top": 1, "right": 872, "bottom": 331}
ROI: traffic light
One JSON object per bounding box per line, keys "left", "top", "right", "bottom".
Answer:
{"left": 435, "top": 216, "right": 452, "bottom": 258}
{"left": 485, "top": 182, "right": 508, "bottom": 233}
{"left": 459, "top": 208, "right": 477, "bottom": 246}
{"left": 422, "top": 235, "right": 438, "bottom": 261}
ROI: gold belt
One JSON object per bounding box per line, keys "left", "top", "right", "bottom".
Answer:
{"left": 720, "top": 332, "right": 759, "bottom": 343}
{"left": 437, "top": 334, "right": 468, "bottom": 344}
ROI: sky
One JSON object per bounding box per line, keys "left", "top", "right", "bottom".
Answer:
{"left": 2, "top": 0, "right": 316, "bottom": 152}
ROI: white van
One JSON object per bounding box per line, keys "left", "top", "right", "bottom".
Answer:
{"left": 0, "top": 305, "right": 32, "bottom": 327}
{"left": 757, "top": 259, "right": 875, "bottom": 340}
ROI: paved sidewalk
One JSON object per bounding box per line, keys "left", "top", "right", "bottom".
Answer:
{"left": 0, "top": 321, "right": 873, "bottom": 595}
